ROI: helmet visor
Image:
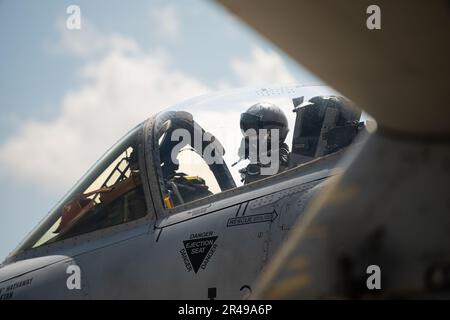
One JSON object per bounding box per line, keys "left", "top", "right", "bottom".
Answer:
{"left": 240, "top": 112, "right": 261, "bottom": 133}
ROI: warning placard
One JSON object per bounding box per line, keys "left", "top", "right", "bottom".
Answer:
{"left": 181, "top": 232, "right": 218, "bottom": 273}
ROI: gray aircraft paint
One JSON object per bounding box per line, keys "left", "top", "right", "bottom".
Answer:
{"left": 0, "top": 85, "right": 359, "bottom": 299}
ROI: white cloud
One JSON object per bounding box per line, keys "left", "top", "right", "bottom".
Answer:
{"left": 231, "top": 46, "right": 297, "bottom": 86}
{"left": 2, "top": 14, "right": 299, "bottom": 193}
{"left": 49, "top": 18, "right": 139, "bottom": 58}
{"left": 150, "top": 4, "right": 180, "bottom": 40}
{"left": 0, "top": 46, "right": 209, "bottom": 191}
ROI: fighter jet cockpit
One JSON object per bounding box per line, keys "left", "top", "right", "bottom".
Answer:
{"left": 10, "top": 124, "right": 150, "bottom": 257}
{"left": 7, "top": 85, "right": 369, "bottom": 262}
{"left": 152, "top": 110, "right": 236, "bottom": 208}
{"left": 152, "top": 85, "right": 368, "bottom": 211}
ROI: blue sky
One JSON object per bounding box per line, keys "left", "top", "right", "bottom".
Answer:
{"left": 0, "top": 0, "right": 321, "bottom": 260}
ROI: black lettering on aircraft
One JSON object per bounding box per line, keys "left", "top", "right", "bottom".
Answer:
{"left": 227, "top": 210, "right": 278, "bottom": 227}
{"left": 0, "top": 277, "right": 33, "bottom": 300}
{"left": 181, "top": 231, "right": 218, "bottom": 273}
{"left": 0, "top": 291, "right": 13, "bottom": 300}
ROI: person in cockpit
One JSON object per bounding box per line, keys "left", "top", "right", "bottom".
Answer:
{"left": 237, "top": 102, "right": 290, "bottom": 184}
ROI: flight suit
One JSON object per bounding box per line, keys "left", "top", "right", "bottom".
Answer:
{"left": 239, "top": 142, "right": 290, "bottom": 184}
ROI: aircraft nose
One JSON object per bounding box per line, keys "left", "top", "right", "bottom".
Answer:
{"left": 0, "top": 256, "right": 88, "bottom": 299}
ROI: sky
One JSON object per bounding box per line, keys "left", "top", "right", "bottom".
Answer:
{"left": 0, "top": 0, "right": 322, "bottom": 260}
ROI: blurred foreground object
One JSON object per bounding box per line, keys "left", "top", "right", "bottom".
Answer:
{"left": 218, "top": 0, "right": 450, "bottom": 298}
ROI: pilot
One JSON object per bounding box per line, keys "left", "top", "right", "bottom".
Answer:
{"left": 237, "top": 102, "right": 290, "bottom": 184}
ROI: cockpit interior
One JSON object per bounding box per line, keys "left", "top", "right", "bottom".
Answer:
{"left": 10, "top": 85, "right": 370, "bottom": 258}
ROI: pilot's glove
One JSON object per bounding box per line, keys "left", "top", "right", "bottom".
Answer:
{"left": 239, "top": 163, "right": 262, "bottom": 183}
{"left": 246, "top": 163, "right": 262, "bottom": 176}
